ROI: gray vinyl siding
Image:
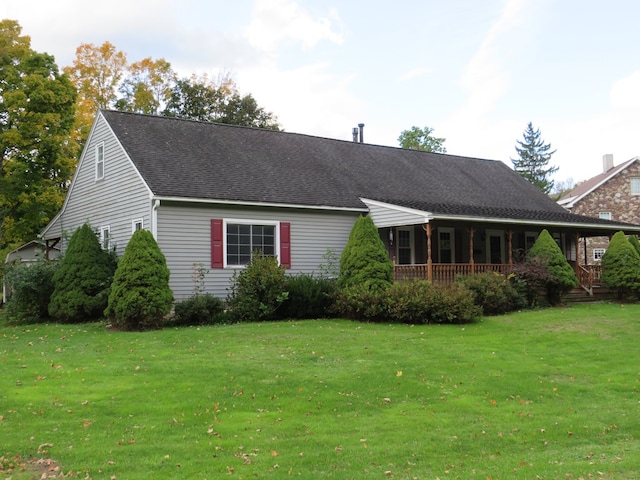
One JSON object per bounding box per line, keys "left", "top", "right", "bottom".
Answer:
{"left": 156, "top": 202, "right": 359, "bottom": 300}
{"left": 43, "top": 113, "right": 152, "bottom": 255}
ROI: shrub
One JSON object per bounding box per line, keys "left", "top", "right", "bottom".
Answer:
{"left": 338, "top": 215, "right": 393, "bottom": 292}
{"left": 226, "top": 254, "right": 288, "bottom": 323}
{"left": 455, "top": 271, "right": 526, "bottom": 315}
{"left": 278, "top": 274, "right": 337, "bottom": 319}
{"left": 387, "top": 281, "right": 481, "bottom": 324}
{"left": 600, "top": 231, "right": 640, "bottom": 300}
{"left": 332, "top": 283, "right": 388, "bottom": 322}
{"left": 334, "top": 280, "right": 481, "bottom": 325}
{"left": 3, "top": 259, "right": 58, "bottom": 324}
{"left": 509, "top": 257, "right": 553, "bottom": 307}
{"left": 105, "top": 229, "right": 173, "bottom": 330}
{"left": 172, "top": 294, "right": 225, "bottom": 326}
{"left": 526, "top": 229, "right": 578, "bottom": 305}
{"left": 48, "top": 223, "right": 117, "bottom": 322}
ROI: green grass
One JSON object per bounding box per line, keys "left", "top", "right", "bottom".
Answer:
{"left": 1, "top": 304, "right": 639, "bottom": 479}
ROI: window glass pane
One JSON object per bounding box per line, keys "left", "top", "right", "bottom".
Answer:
{"left": 631, "top": 177, "right": 640, "bottom": 194}
{"left": 226, "top": 223, "right": 277, "bottom": 265}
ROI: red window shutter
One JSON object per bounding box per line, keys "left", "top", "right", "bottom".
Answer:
{"left": 211, "top": 219, "right": 223, "bottom": 268}
{"left": 280, "top": 222, "right": 291, "bottom": 268}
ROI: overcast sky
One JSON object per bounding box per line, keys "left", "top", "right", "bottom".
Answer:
{"left": 4, "top": 0, "right": 640, "bottom": 184}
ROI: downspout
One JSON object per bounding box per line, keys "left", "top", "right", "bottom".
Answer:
{"left": 152, "top": 199, "right": 160, "bottom": 239}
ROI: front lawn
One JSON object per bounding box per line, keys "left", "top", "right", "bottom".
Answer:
{"left": 1, "top": 304, "right": 638, "bottom": 479}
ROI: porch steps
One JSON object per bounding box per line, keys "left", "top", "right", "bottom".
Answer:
{"left": 563, "top": 286, "right": 613, "bottom": 303}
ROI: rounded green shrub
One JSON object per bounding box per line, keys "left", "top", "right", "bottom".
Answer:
{"left": 172, "top": 294, "right": 225, "bottom": 326}
{"left": 105, "top": 229, "right": 173, "bottom": 330}
{"left": 526, "top": 229, "right": 578, "bottom": 305}
{"left": 600, "top": 231, "right": 640, "bottom": 300}
{"left": 338, "top": 215, "right": 393, "bottom": 292}
{"left": 628, "top": 235, "right": 640, "bottom": 258}
{"left": 455, "top": 271, "right": 526, "bottom": 315}
{"left": 49, "top": 223, "right": 117, "bottom": 322}
{"left": 278, "top": 274, "right": 337, "bottom": 319}
{"left": 226, "top": 254, "right": 288, "bottom": 323}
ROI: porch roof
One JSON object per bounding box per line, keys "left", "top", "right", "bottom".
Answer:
{"left": 362, "top": 198, "right": 640, "bottom": 235}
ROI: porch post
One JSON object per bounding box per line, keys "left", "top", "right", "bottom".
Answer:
{"left": 507, "top": 229, "right": 513, "bottom": 265}
{"left": 583, "top": 235, "right": 588, "bottom": 266}
{"left": 468, "top": 227, "right": 475, "bottom": 275}
{"left": 423, "top": 223, "right": 433, "bottom": 282}
{"left": 574, "top": 231, "right": 580, "bottom": 276}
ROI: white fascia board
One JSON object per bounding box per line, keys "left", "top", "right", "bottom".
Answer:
{"left": 152, "top": 195, "right": 368, "bottom": 213}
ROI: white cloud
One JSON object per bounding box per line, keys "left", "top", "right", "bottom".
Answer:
{"left": 396, "top": 67, "right": 433, "bottom": 83}
{"left": 610, "top": 71, "right": 640, "bottom": 109}
{"left": 245, "top": 0, "right": 343, "bottom": 52}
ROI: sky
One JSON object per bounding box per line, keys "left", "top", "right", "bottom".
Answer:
{"left": 4, "top": 0, "right": 640, "bottom": 185}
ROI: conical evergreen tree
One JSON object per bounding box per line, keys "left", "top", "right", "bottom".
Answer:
{"left": 511, "top": 122, "right": 558, "bottom": 194}
{"left": 48, "top": 223, "right": 116, "bottom": 322}
{"left": 600, "top": 231, "right": 640, "bottom": 300}
{"left": 526, "top": 229, "right": 577, "bottom": 305}
{"left": 338, "top": 215, "right": 393, "bottom": 291}
{"left": 105, "top": 229, "right": 173, "bottom": 330}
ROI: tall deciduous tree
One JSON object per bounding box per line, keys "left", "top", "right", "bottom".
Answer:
{"left": 116, "top": 57, "right": 176, "bottom": 114}
{"left": 163, "top": 74, "right": 280, "bottom": 130}
{"left": 63, "top": 41, "right": 128, "bottom": 146}
{"left": 511, "top": 122, "right": 558, "bottom": 194}
{"left": 0, "top": 19, "right": 77, "bottom": 259}
{"left": 398, "top": 125, "right": 446, "bottom": 153}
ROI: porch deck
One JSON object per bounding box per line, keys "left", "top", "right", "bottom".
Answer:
{"left": 394, "top": 263, "right": 603, "bottom": 291}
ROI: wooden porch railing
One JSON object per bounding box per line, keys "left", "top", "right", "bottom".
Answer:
{"left": 394, "top": 263, "right": 515, "bottom": 284}
{"left": 395, "top": 263, "right": 601, "bottom": 289}
{"left": 577, "top": 265, "right": 603, "bottom": 294}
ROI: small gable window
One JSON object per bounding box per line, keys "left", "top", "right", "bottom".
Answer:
{"left": 132, "top": 218, "right": 143, "bottom": 232}
{"left": 599, "top": 211, "right": 612, "bottom": 220}
{"left": 96, "top": 143, "right": 105, "bottom": 180}
{"left": 631, "top": 177, "right": 640, "bottom": 195}
{"left": 210, "top": 219, "right": 291, "bottom": 269}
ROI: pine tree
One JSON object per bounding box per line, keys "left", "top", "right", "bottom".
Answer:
{"left": 105, "top": 229, "right": 173, "bottom": 330}
{"left": 338, "top": 215, "right": 393, "bottom": 291}
{"left": 526, "top": 229, "right": 577, "bottom": 305}
{"left": 511, "top": 122, "right": 558, "bottom": 194}
{"left": 600, "top": 231, "right": 640, "bottom": 300}
{"left": 48, "top": 223, "right": 116, "bottom": 322}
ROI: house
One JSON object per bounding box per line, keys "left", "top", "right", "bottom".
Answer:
{"left": 559, "top": 154, "right": 640, "bottom": 264}
{"left": 40, "top": 110, "right": 640, "bottom": 300}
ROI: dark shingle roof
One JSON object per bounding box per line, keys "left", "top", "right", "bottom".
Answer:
{"left": 100, "top": 110, "right": 634, "bottom": 227}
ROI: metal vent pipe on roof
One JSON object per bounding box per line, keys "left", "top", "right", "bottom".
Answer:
{"left": 352, "top": 127, "right": 359, "bottom": 143}
{"left": 358, "top": 123, "right": 365, "bottom": 143}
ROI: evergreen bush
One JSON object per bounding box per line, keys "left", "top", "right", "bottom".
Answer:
{"left": 526, "top": 229, "right": 578, "bottom": 305}
{"left": 338, "top": 215, "right": 393, "bottom": 292}
{"left": 332, "top": 283, "right": 387, "bottom": 322}
{"left": 105, "top": 229, "right": 173, "bottom": 330}
{"left": 48, "top": 223, "right": 117, "bottom": 322}
{"left": 3, "top": 259, "right": 58, "bottom": 324}
{"left": 600, "top": 231, "right": 640, "bottom": 300}
{"left": 628, "top": 235, "right": 640, "bottom": 258}
{"left": 226, "top": 254, "right": 288, "bottom": 323}
{"left": 278, "top": 274, "right": 337, "bottom": 319}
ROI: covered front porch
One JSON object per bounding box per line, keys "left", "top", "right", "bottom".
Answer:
{"left": 379, "top": 221, "right": 604, "bottom": 293}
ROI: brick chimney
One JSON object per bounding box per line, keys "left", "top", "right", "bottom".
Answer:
{"left": 603, "top": 154, "right": 614, "bottom": 172}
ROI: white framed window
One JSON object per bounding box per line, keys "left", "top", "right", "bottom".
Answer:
{"left": 593, "top": 248, "right": 606, "bottom": 262}
{"left": 599, "top": 211, "right": 612, "bottom": 220}
{"left": 224, "top": 219, "right": 279, "bottom": 267}
{"left": 132, "top": 218, "right": 143, "bottom": 232}
{"left": 100, "top": 226, "right": 111, "bottom": 250}
{"left": 631, "top": 177, "right": 640, "bottom": 195}
{"left": 95, "top": 143, "right": 105, "bottom": 180}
